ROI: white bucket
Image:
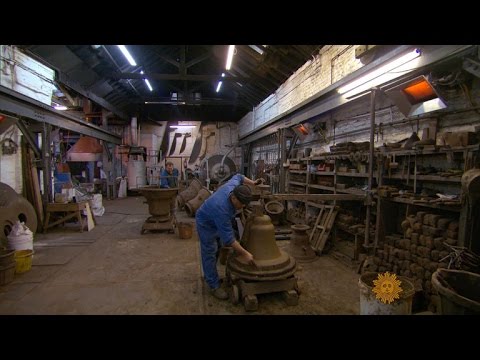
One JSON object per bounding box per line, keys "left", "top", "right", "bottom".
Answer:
{"left": 118, "top": 178, "right": 127, "bottom": 198}
{"left": 7, "top": 222, "right": 33, "bottom": 251}
{"left": 91, "top": 194, "right": 103, "bottom": 209}
{"left": 358, "top": 272, "right": 415, "bottom": 315}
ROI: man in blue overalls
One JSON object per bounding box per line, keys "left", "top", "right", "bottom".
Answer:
{"left": 160, "top": 161, "right": 180, "bottom": 225}
{"left": 160, "top": 161, "right": 179, "bottom": 188}
{"left": 196, "top": 173, "right": 262, "bottom": 300}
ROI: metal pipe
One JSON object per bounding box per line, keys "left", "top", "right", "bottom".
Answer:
{"left": 364, "top": 88, "right": 377, "bottom": 250}
{"left": 42, "top": 122, "right": 52, "bottom": 203}
{"left": 219, "top": 142, "right": 238, "bottom": 177}
{"left": 199, "top": 156, "right": 210, "bottom": 189}
{"left": 205, "top": 157, "right": 210, "bottom": 189}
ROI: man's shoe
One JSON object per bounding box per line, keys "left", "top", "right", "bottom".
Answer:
{"left": 211, "top": 287, "right": 229, "bottom": 300}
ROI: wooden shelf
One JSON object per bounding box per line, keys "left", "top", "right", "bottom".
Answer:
{"left": 289, "top": 170, "right": 307, "bottom": 174}
{"left": 385, "top": 196, "right": 461, "bottom": 212}
{"left": 311, "top": 171, "right": 335, "bottom": 176}
{"left": 289, "top": 181, "right": 306, "bottom": 186}
{"left": 308, "top": 184, "right": 334, "bottom": 191}
{"left": 387, "top": 173, "right": 462, "bottom": 183}
{"left": 336, "top": 188, "right": 367, "bottom": 195}
{"left": 380, "top": 144, "right": 479, "bottom": 157}
{"left": 337, "top": 171, "right": 370, "bottom": 178}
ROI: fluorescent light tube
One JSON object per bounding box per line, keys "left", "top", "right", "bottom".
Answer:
{"left": 141, "top": 71, "right": 153, "bottom": 91}
{"left": 338, "top": 48, "right": 421, "bottom": 97}
{"left": 216, "top": 73, "right": 225, "bottom": 92}
{"left": 248, "top": 45, "right": 264, "bottom": 55}
{"left": 225, "top": 45, "right": 235, "bottom": 70}
{"left": 117, "top": 45, "right": 137, "bottom": 66}
{"left": 170, "top": 125, "right": 196, "bottom": 129}
{"left": 144, "top": 79, "right": 153, "bottom": 91}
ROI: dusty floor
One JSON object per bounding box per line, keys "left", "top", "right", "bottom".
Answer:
{"left": 0, "top": 196, "right": 361, "bottom": 315}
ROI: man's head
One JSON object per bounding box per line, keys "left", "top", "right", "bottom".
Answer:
{"left": 231, "top": 185, "right": 252, "bottom": 209}
{"left": 165, "top": 161, "right": 174, "bottom": 174}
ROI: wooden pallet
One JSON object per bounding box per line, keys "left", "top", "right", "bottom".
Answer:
{"left": 309, "top": 205, "right": 338, "bottom": 253}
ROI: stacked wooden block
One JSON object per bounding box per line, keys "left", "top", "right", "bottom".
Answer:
{"left": 366, "top": 211, "right": 458, "bottom": 313}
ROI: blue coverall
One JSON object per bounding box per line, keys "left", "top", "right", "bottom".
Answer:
{"left": 195, "top": 173, "right": 244, "bottom": 290}
{"left": 160, "top": 168, "right": 179, "bottom": 188}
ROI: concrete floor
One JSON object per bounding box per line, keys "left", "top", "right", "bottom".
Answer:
{"left": 0, "top": 196, "right": 361, "bottom": 315}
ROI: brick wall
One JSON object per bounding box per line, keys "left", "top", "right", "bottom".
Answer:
{"left": 240, "top": 45, "right": 480, "bottom": 161}
{"left": 239, "top": 45, "right": 364, "bottom": 137}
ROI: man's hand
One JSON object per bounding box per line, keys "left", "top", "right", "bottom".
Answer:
{"left": 236, "top": 250, "right": 255, "bottom": 266}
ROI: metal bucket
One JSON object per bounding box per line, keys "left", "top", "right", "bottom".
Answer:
{"left": 432, "top": 269, "right": 480, "bottom": 315}
{"left": 358, "top": 272, "right": 415, "bottom": 315}
{"left": 127, "top": 160, "right": 147, "bottom": 190}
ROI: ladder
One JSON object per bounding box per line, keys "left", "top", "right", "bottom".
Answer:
{"left": 309, "top": 204, "right": 338, "bottom": 253}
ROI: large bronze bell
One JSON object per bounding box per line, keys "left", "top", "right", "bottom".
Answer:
{"left": 226, "top": 204, "right": 299, "bottom": 311}
{"left": 177, "top": 178, "right": 203, "bottom": 209}
{"left": 185, "top": 187, "right": 211, "bottom": 217}
{"left": 228, "top": 205, "right": 296, "bottom": 281}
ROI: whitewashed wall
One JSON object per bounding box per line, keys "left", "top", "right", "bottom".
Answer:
{"left": 0, "top": 124, "right": 23, "bottom": 193}
{"left": 239, "top": 45, "right": 364, "bottom": 137}
{"left": 0, "top": 45, "right": 56, "bottom": 106}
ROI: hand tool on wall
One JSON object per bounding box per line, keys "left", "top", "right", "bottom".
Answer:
{"left": 199, "top": 131, "right": 216, "bottom": 161}
{"left": 160, "top": 123, "right": 176, "bottom": 162}
{"left": 189, "top": 123, "right": 204, "bottom": 164}
{"left": 179, "top": 133, "right": 191, "bottom": 154}
{"left": 169, "top": 133, "right": 183, "bottom": 156}
{"left": 197, "top": 127, "right": 209, "bottom": 161}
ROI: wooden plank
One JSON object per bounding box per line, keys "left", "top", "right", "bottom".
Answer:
{"left": 28, "top": 148, "right": 44, "bottom": 229}
{"left": 85, "top": 202, "right": 95, "bottom": 231}
{"left": 265, "top": 194, "right": 365, "bottom": 202}
{"left": 46, "top": 201, "right": 87, "bottom": 212}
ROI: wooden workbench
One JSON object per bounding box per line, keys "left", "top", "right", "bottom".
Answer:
{"left": 43, "top": 201, "right": 93, "bottom": 233}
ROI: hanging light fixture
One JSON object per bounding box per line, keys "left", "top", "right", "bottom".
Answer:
{"left": 338, "top": 48, "right": 422, "bottom": 98}
{"left": 384, "top": 75, "right": 447, "bottom": 117}
{"left": 225, "top": 45, "right": 235, "bottom": 70}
